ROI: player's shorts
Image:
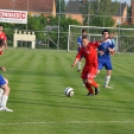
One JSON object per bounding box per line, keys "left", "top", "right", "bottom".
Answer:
{"left": 98, "top": 58, "right": 112, "bottom": 70}
{"left": 0, "top": 75, "right": 6, "bottom": 86}
{"left": 81, "top": 67, "right": 97, "bottom": 80}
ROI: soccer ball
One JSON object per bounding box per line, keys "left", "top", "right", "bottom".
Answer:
{"left": 64, "top": 87, "right": 74, "bottom": 97}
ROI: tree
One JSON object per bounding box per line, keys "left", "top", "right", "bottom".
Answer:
{"left": 55, "top": 0, "right": 65, "bottom": 16}
{"left": 81, "top": 0, "right": 119, "bottom": 26}
{"left": 45, "top": 15, "right": 81, "bottom": 49}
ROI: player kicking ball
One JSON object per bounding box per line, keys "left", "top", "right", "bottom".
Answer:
{"left": 0, "top": 39, "right": 13, "bottom": 112}
{"left": 71, "top": 35, "right": 101, "bottom": 96}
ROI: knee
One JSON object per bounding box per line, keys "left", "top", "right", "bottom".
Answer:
{"left": 83, "top": 79, "right": 92, "bottom": 84}
{"left": 87, "top": 79, "right": 92, "bottom": 84}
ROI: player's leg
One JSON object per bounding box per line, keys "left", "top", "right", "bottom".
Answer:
{"left": 0, "top": 88, "right": 4, "bottom": 102}
{"left": 77, "top": 58, "right": 82, "bottom": 72}
{"left": 81, "top": 70, "right": 94, "bottom": 96}
{"left": 87, "top": 78, "right": 100, "bottom": 95}
{"left": 83, "top": 78, "right": 94, "bottom": 96}
{"left": 0, "top": 76, "right": 13, "bottom": 112}
{"left": 103, "top": 60, "right": 113, "bottom": 89}
{"left": 86, "top": 69, "right": 100, "bottom": 95}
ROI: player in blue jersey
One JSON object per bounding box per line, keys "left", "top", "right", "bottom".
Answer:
{"left": 77, "top": 29, "right": 87, "bottom": 72}
{"left": 97, "top": 29, "right": 114, "bottom": 89}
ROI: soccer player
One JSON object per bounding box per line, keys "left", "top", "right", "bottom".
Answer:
{"left": 0, "top": 24, "right": 8, "bottom": 54}
{"left": 97, "top": 29, "right": 114, "bottom": 89}
{"left": 0, "top": 39, "right": 13, "bottom": 112}
{"left": 72, "top": 35, "right": 100, "bottom": 96}
{"left": 77, "top": 29, "right": 87, "bottom": 72}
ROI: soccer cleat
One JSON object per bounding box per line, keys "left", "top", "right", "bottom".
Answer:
{"left": 103, "top": 84, "right": 113, "bottom": 89}
{"left": 95, "top": 87, "right": 100, "bottom": 95}
{"left": 87, "top": 92, "right": 94, "bottom": 96}
{"left": 0, "top": 107, "right": 13, "bottom": 112}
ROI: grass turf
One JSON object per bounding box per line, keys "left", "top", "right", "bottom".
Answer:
{"left": 0, "top": 48, "right": 134, "bottom": 134}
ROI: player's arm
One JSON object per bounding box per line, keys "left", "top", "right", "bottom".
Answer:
{"left": 3, "top": 33, "right": 8, "bottom": 50}
{"left": 71, "top": 50, "right": 83, "bottom": 68}
{"left": 71, "top": 58, "right": 80, "bottom": 68}
{"left": 108, "top": 40, "right": 115, "bottom": 53}
{"left": 4, "top": 40, "right": 8, "bottom": 50}
{"left": 90, "top": 41, "right": 100, "bottom": 47}
{"left": 0, "top": 66, "right": 6, "bottom": 72}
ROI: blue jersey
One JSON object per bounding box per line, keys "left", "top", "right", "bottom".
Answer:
{"left": 98, "top": 39, "right": 114, "bottom": 70}
{"left": 98, "top": 39, "right": 114, "bottom": 60}
{"left": 77, "top": 36, "right": 82, "bottom": 48}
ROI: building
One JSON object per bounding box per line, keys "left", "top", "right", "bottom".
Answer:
{"left": 65, "top": 0, "right": 86, "bottom": 24}
{"left": 131, "top": 0, "right": 134, "bottom": 23}
{"left": 112, "top": 2, "right": 127, "bottom": 26}
{"left": 65, "top": 0, "right": 127, "bottom": 26}
{"left": 0, "top": 0, "right": 56, "bottom": 17}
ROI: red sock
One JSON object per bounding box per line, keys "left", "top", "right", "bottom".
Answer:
{"left": 85, "top": 83, "right": 94, "bottom": 94}
{"left": 91, "top": 80, "right": 99, "bottom": 88}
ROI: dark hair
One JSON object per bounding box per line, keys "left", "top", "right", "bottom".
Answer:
{"left": 0, "top": 24, "right": 3, "bottom": 27}
{"left": 102, "top": 29, "right": 109, "bottom": 35}
{"left": 82, "top": 35, "right": 88, "bottom": 40}
{"left": 82, "top": 29, "right": 87, "bottom": 33}
{"left": 0, "top": 39, "right": 5, "bottom": 47}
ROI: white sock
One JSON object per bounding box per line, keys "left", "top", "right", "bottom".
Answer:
{"left": 0, "top": 95, "right": 8, "bottom": 107}
{"left": 0, "top": 88, "right": 4, "bottom": 98}
{"left": 104, "top": 76, "right": 111, "bottom": 85}
{"left": 78, "top": 62, "right": 81, "bottom": 70}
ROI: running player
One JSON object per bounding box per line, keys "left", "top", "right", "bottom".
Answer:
{"left": 0, "top": 24, "right": 8, "bottom": 99}
{"left": 0, "top": 24, "right": 8, "bottom": 54}
{"left": 77, "top": 29, "right": 87, "bottom": 72}
{"left": 97, "top": 29, "right": 114, "bottom": 89}
{"left": 72, "top": 35, "right": 100, "bottom": 96}
{"left": 0, "top": 39, "right": 13, "bottom": 112}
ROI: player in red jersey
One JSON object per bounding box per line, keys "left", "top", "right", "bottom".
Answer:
{"left": 0, "top": 24, "right": 8, "bottom": 55}
{"left": 0, "top": 39, "right": 13, "bottom": 112}
{"left": 71, "top": 35, "right": 101, "bottom": 96}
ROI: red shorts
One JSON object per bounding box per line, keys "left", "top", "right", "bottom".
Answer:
{"left": 81, "top": 67, "right": 97, "bottom": 80}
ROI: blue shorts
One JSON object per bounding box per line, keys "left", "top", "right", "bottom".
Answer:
{"left": 0, "top": 75, "right": 6, "bottom": 86}
{"left": 98, "top": 58, "right": 113, "bottom": 70}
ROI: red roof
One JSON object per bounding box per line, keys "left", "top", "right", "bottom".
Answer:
{"left": 0, "top": 0, "right": 54, "bottom": 12}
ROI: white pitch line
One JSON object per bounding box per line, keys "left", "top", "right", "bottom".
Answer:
{"left": 0, "top": 121, "right": 134, "bottom": 125}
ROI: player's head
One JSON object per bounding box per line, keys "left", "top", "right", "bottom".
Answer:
{"left": 82, "top": 29, "right": 87, "bottom": 36}
{"left": 102, "top": 29, "right": 109, "bottom": 39}
{"left": 0, "top": 39, "right": 5, "bottom": 51}
{"left": 82, "top": 35, "right": 88, "bottom": 48}
{"left": 0, "top": 24, "right": 3, "bottom": 31}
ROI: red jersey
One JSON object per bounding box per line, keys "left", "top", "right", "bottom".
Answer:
{"left": 76, "top": 42, "right": 99, "bottom": 71}
{"left": 0, "top": 32, "right": 7, "bottom": 41}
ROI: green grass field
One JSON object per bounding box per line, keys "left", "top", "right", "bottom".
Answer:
{"left": 0, "top": 48, "right": 134, "bottom": 134}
